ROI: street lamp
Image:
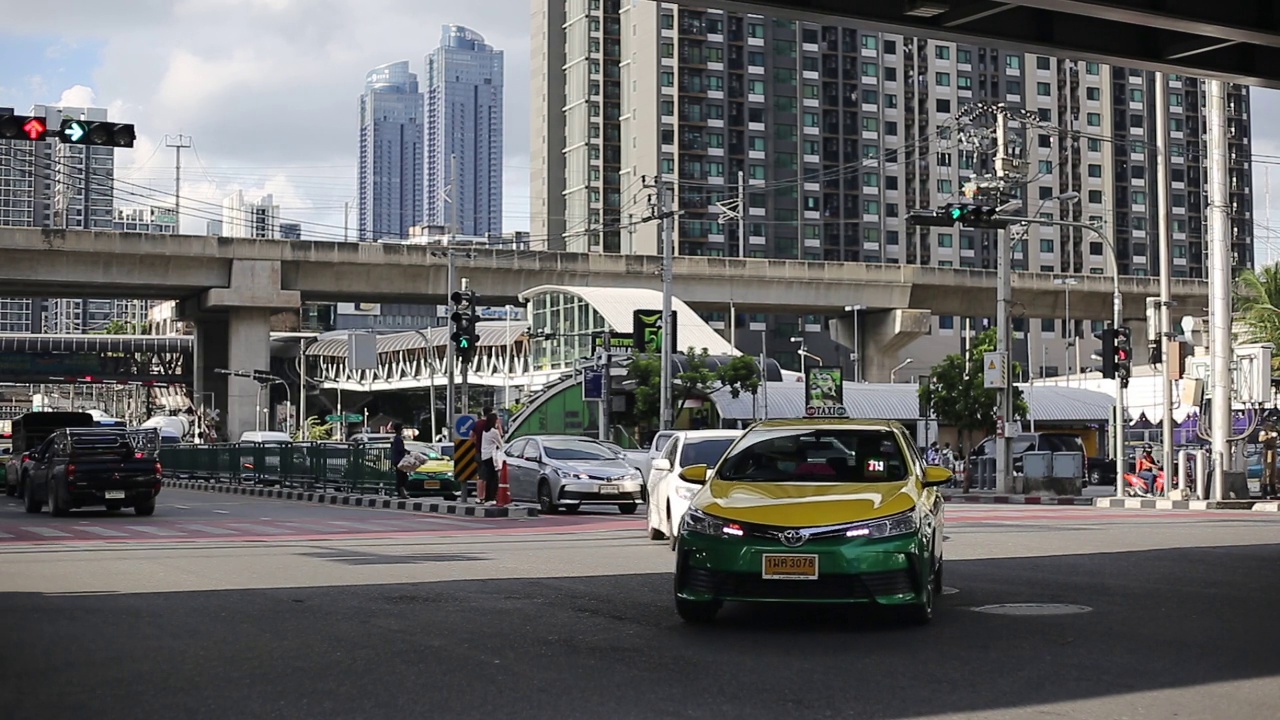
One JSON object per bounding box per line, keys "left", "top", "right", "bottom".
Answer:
{"left": 891, "top": 358, "right": 914, "bottom": 384}
{"left": 789, "top": 336, "right": 823, "bottom": 375}
{"left": 843, "top": 304, "right": 865, "bottom": 383}
{"left": 1053, "top": 277, "right": 1081, "bottom": 381}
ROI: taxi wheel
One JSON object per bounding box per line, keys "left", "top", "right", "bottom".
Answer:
{"left": 902, "top": 563, "right": 936, "bottom": 626}
{"left": 537, "top": 480, "right": 558, "bottom": 514}
{"left": 617, "top": 503, "right": 638, "bottom": 515}
{"left": 648, "top": 525, "right": 666, "bottom": 541}
{"left": 676, "top": 597, "right": 721, "bottom": 624}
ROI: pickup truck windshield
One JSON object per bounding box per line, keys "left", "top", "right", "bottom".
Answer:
{"left": 717, "top": 428, "right": 909, "bottom": 483}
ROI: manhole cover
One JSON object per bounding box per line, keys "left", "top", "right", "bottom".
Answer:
{"left": 941, "top": 586, "right": 960, "bottom": 595}
{"left": 970, "top": 603, "right": 1092, "bottom": 616}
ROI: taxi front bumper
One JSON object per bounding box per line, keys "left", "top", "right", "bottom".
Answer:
{"left": 675, "top": 527, "right": 929, "bottom": 605}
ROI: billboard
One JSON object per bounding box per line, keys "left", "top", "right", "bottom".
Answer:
{"left": 804, "top": 366, "right": 847, "bottom": 418}
{"left": 336, "top": 302, "right": 382, "bottom": 315}
{"left": 632, "top": 309, "right": 677, "bottom": 355}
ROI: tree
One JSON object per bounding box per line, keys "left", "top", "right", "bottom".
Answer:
{"left": 918, "top": 328, "right": 1029, "bottom": 452}
{"left": 294, "top": 416, "right": 336, "bottom": 441}
{"left": 624, "top": 347, "right": 761, "bottom": 434}
{"left": 1234, "top": 264, "right": 1280, "bottom": 371}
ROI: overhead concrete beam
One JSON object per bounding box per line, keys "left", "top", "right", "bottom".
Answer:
{"left": 860, "top": 310, "right": 934, "bottom": 383}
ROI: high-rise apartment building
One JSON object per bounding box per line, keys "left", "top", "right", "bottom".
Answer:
{"left": 425, "top": 25, "right": 505, "bottom": 237}
{"left": 358, "top": 61, "right": 425, "bottom": 242}
{"left": 221, "top": 190, "right": 280, "bottom": 239}
{"left": 0, "top": 104, "right": 123, "bottom": 333}
{"left": 532, "top": 4, "right": 1253, "bottom": 378}
{"left": 114, "top": 205, "right": 178, "bottom": 234}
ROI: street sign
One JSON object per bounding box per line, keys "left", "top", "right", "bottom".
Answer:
{"left": 453, "top": 413, "right": 477, "bottom": 440}
{"left": 583, "top": 367, "right": 604, "bottom": 401}
{"left": 326, "top": 414, "right": 363, "bottom": 423}
{"left": 804, "top": 366, "right": 847, "bottom": 418}
{"left": 983, "top": 351, "right": 1008, "bottom": 389}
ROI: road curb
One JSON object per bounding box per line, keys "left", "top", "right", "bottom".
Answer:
{"left": 1093, "top": 497, "right": 1280, "bottom": 512}
{"left": 161, "top": 479, "right": 539, "bottom": 518}
{"left": 941, "top": 493, "right": 1094, "bottom": 506}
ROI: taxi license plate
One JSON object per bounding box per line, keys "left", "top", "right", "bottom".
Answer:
{"left": 599, "top": 484, "right": 619, "bottom": 494}
{"left": 423, "top": 480, "right": 440, "bottom": 489}
{"left": 104, "top": 490, "right": 126, "bottom": 499}
{"left": 762, "top": 554, "right": 818, "bottom": 580}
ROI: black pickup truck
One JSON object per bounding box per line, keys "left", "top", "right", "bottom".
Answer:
{"left": 22, "top": 427, "right": 163, "bottom": 516}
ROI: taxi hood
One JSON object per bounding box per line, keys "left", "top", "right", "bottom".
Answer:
{"left": 690, "top": 479, "right": 920, "bottom": 528}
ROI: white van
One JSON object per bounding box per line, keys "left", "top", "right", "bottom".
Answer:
{"left": 239, "top": 431, "right": 293, "bottom": 444}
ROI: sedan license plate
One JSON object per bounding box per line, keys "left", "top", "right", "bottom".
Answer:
{"left": 423, "top": 480, "right": 440, "bottom": 489}
{"left": 104, "top": 490, "right": 126, "bottom": 500}
{"left": 599, "top": 484, "right": 619, "bottom": 494}
{"left": 762, "top": 554, "right": 819, "bottom": 580}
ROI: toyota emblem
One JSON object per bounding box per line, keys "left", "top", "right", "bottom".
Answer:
{"left": 779, "top": 529, "right": 806, "bottom": 548}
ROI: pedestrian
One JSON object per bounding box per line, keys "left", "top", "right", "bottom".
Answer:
{"left": 479, "top": 412, "right": 503, "bottom": 504}
{"left": 390, "top": 422, "right": 409, "bottom": 499}
{"left": 469, "top": 406, "right": 493, "bottom": 502}
{"left": 1261, "top": 421, "right": 1279, "bottom": 498}
{"left": 926, "top": 441, "right": 941, "bottom": 466}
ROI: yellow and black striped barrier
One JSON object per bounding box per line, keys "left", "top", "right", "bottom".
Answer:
{"left": 453, "top": 438, "right": 479, "bottom": 486}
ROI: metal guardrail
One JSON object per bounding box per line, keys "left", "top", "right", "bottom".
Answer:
{"left": 158, "top": 442, "right": 398, "bottom": 495}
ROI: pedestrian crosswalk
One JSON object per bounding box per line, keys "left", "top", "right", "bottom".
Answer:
{"left": 0, "top": 516, "right": 502, "bottom": 543}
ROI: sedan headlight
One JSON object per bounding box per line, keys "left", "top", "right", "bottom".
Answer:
{"left": 673, "top": 485, "right": 698, "bottom": 501}
{"left": 555, "top": 468, "right": 590, "bottom": 481}
{"left": 682, "top": 508, "right": 744, "bottom": 537}
{"left": 843, "top": 511, "right": 920, "bottom": 539}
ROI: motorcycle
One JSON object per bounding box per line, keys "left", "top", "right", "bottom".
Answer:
{"left": 1123, "top": 468, "right": 1166, "bottom": 497}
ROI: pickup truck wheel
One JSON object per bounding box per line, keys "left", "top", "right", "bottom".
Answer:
{"left": 48, "top": 485, "right": 69, "bottom": 517}
{"left": 134, "top": 498, "right": 157, "bottom": 517}
{"left": 22, "top": 477, "right": 41, "bottom": 514}
{"left": 617, "top": 502, "right": 638, "bottom": 515}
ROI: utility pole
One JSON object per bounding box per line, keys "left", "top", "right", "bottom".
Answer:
{"left": 165, "top": 134, "right": 192, "bottom": 232}
{"left": 459, "top": 276, "right": 471, "bottom": 418}
{"left": 1206, "top": 79, "right": 1232, "bottom": 501}
{"left": 658, "top": 176, "right": 676, "bottom": 431}
{"left": 599, "top": 330, "right": 612, "bottom": 443}
{"left": 445, "top": 252, "right": 458, "bottom": 421}
{"left": 993, "top": 105, "right": 1015, "bottom": 495}
{"left": 1154, "top": 72, "right": 1176, "bottom": 494}
{"left": 737, "top": 170, "right": 746, "bottom": 258}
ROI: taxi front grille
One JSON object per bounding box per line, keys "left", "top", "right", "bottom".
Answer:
{"left": 682, "top": 567, "right": 916, "bottom": 601}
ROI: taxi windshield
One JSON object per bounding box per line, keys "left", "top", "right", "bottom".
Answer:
{"left": 716, "top": 427, "right": 909, "bottom": 483}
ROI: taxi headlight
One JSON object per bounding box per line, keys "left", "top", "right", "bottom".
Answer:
{"left": 682, "top": 508, "right": 733, "bottom": 537}
{"left": 674, "top": 485, "right": 698, "bottom": 501}
{"left": 844, "top": 511, "right": 920, "bottom": 539}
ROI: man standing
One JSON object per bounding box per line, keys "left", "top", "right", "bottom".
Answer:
{"left": 390, "top": 422, "right": 409, "bottom": 499}
{"left": 1260, "top": 420, "right": 1278, "bottom": 499}
{"left": 469, "top": 406, "right": 493, "bottom": 502}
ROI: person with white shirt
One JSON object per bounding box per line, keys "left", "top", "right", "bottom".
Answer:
{"left": 479, "top": 412, "right": 503, "bottom": 504}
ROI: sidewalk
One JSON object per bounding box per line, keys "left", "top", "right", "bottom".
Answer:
{"left": 1094, "top": 496, "right": 1280, "bottom": 512}
{"left": 162, "top": 479, "right": 540, "bottom": 519}
{"left": 940, "top": 491, "right": 1095, "bottom": 506}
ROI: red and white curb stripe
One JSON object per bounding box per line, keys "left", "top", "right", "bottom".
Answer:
{"left": 941, "top": 494, "right": 1095, "bottom": 506}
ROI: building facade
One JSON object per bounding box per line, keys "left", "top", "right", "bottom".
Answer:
{"left": 358, "top": 60, "right": 425, "bottom": 242}
{"left": 532, "top": 3, "right": 1254, "bottom": 379}
{"left": 113, "top": 205, "right": 178, "bottom": 234}
{"left": 425, "top": 25, "right": 505, "bottom": 237}
{"left": 221, "top": 190, "right": 280, "bottom": 239}
{"left": 280, "top": 222, "right": 302, "bottom": 240}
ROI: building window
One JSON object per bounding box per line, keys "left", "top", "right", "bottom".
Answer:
{"left": 935, "top": 72, "right": 951, "bottom": 87}
{"left": 937, "top": 179, "right": 952, "bottom": 194}
{"left": 861, "top": 35, "right": 878, "bottom": 50}
{"left": 935, "top": 45, "right": 950, "bottom": 60}
{"left": 804, "top": 83, "right": 819, "bottom": 99}
{"left": 1086, "top": 112, "right": 1101, "bottom": 127}
{"left": 958, "top": 49, "right": 971, "bottom": 64}
{"left": 749, "top": 136, "right": 766, "bottom": 151}
{"left": 939, "top": 316, "right": 955, "bottom": 330}
{"left": 862, "top": 89, "right": 878, "bottom": 104}
{"left": 862, "top": 117, "right": 879, "bottom": 132}
{"left": 1037, "top": 82, "right": 1051, "bottom": 96}
{"left": 1130, "top": 88, "right": 1144, "bottom": 102}
{"left": 1085, "top": 61, "right": 1100, "bottom": 75}
{"left": 885, "top": 121, "right": 898, "bottom": 136}
{"left": 747, "top": 22, "right": 765, "bottom": 38}
{"left": 1132, "top": 191, "right": 1147, "bottom": 205}
{"left": 1040, "top": 239, "right": 1054, "bottom": 253}
{"left": 1086, "top": 87, "right": 1100, "bottom": 101}
{"left": 1088, "top": 164, "right": 1102, "bottom": 178}
{"left": 938, "top": 233, "right": 954, "bottom": 248}
{"left": 958, "top": 76, "right": 972, "bottom": 89}
{"left": 863, "top": 200, "right": 880, "bottom": 215}
{"left": 1170, "top": 93, "right": 1183, "bottom": 107}
{"left": 862, "top": 62, "right": 878, "bottom": 77}
{"left": 1006, "top": 55, "right": 1021, "bottom": 70}
{"left": 803, "top": 112, "right": 818, "bottom": 127}
{"left": 661, "top": 100, "right": 673, "bottom": 117}
{"left": 660, "top": 71, "right": 673, "bottom": 87}
{"left": 749, "top": 165, "right": 766, "bottom": 180}
{"left": 1036, "top": 56, "right": 1051, "bottom": 70}
{"left": 884, "top": 94, "right": 897, "bottom": 108}
{"left": 661, "top": 14, "right": 674, "bottom": 29}
{"left": 1088, "top": 189, "right": 1103, "bottom": 203}
{"left": 1087, "top": 138, "right": 1102, "bottom": 152}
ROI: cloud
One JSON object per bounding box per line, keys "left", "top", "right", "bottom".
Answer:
{"left": 55, "top": 84, "right": 97, "bottom": 108}
{"left": 7, "top": 0, "right": 533, "bottom": 235}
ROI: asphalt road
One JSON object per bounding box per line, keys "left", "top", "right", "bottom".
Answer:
{"left": 2, "top": 496, "right": 1279, "bottom": 719}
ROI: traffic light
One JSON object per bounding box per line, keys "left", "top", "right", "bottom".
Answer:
{"left": 58, "top": 118, "right": 136, "bottom": 148}
{"left": 1092, "top": 327, "right": 1116, "bottom": 379}
{"left": 1115, "top": 325, "right": 1133, "bottom": 388}
{"left": 942, "top": 203, "right": 1001, "bottom": 228}
{"left": 450, "top": 289, "right": 481, "bottom": 364}
{"left": 0, "top": 114, "right": 49, "bottom": 142}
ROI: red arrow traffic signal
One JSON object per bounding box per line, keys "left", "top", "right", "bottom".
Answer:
{"left": 22, "top": 118, "right": 46, "bottom": 140}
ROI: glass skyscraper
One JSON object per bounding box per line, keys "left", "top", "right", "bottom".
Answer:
{"left": 425, "top": 25, "right": 505, "bottom": 237}
{"left": 358, "top": 61, "right": 425, "bottom": 242}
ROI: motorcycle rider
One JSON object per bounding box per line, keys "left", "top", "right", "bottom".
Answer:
{"left": 1136, "top": 444, "right": 1161, "bottom": 495}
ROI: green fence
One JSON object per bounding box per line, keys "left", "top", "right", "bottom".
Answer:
{"left": 159, "top": 442, "right": 398, "bottom": 494}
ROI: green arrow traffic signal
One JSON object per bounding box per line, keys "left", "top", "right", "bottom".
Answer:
{"left": 63, "top": 121, "right": 87, "bottom": 142}
{"left": 948, "top": 206, "right": 964, "bottom": 221}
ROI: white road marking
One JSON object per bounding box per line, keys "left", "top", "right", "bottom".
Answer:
{"left": 128, "top": 526, "right": 183, "bottom": 536}
{"left": 23, "top": 527, "right": 71, "bottom": 537}
{"left": 277, "top": 522, "right": 348, "bottom": 533}
{"left": 330, "top": 521, "right": 386, "bottom": 531}
{"left": 78, "top": 527, "right": 128, "bottom": 537}
{"left": 180, "top": 524, "right": 237, "bottom": 535}
{"left": 171, "top": 505, "right": 191, "bottom": 509}
{"left": 226, "top": 523, "right": 289, "bottom": 535}
{"left": 212, "top": 510, "right": 230, "bottom": 514}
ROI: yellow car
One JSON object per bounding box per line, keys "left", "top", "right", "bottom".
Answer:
{"left": 673, "top": 419, "right": 950, "bottom": 625}
{"left": 405, "top": 444, "right": 460, "bottom": 500}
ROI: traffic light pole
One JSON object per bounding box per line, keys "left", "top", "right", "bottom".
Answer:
{"left": 994, "top": 108, "right": 1014, "bottom": 495}
{"left": 445, "top": 252, "right": 457, "bottom": 422}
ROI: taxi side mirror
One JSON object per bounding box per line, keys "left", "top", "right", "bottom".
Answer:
{"left": 652, "top": 458, "right": 672, "bottom": 473}
{"left": 678, "top": 464, "right": 709, "bottom": 484}
{"left": 922, "top": 466, "right": 953, "bottom": 487}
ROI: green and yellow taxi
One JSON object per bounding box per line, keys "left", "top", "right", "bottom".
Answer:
{"left": 405, "top": 443, "right": 461, "bottom": 500}
{"left": 672, "top": 419, "right": 950, "bottom": 625}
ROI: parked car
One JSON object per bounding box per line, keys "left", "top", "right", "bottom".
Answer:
{"left": 500, "top": 435, "right": 644, "bottom": 514}
{"left": 645, "top": 429, "right": 743, "bottom": 546}
{"left": 22, "top": 427, "right": 163, "bottom": 516}
{"left": 671, "top": 418, "right": 950, "bottom": 625}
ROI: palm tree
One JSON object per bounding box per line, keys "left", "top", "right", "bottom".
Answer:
{"left": 1234, "top": 264, "right": 1280, "bottom": 370}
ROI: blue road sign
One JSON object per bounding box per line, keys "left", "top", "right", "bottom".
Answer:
{"left": 583, "top": 368, "right": 604, "bottom": 401}
{"left": 454, "top": 413, "right": 477, "bottom": 439}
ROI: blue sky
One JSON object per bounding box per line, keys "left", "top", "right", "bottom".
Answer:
{"left": 0, "top": 35, "right": 104, "bottom": 112}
